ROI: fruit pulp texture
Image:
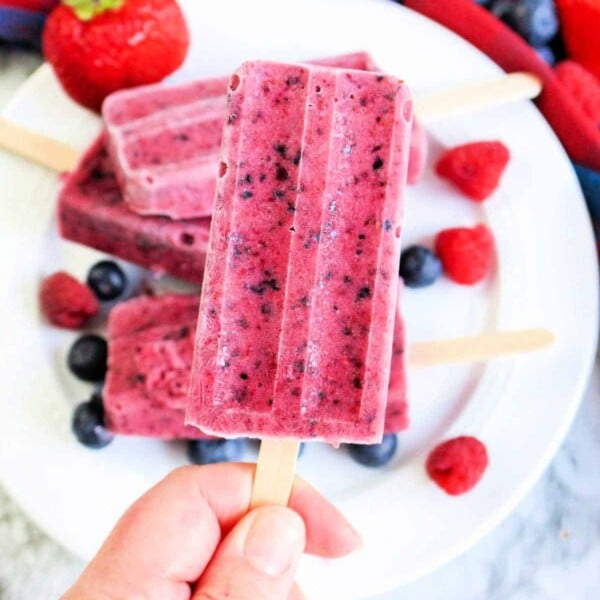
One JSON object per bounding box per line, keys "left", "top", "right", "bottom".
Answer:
{"left": 187, "top": 61, "right": 412, "bottom": 444}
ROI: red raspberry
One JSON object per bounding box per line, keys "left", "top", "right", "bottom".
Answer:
{"left": 436, "top": 141, "right": 510, "bottom": 201}
{"left": 555, "top": 61, "right": 600, "bottom": 128}
{"left": 555, "top": 0, "right": 600, "bottom": 81}
{"left": 40, "top": 271, "right": 98, "bottom": 329}
{"left": 435, "top": 224, "right": 494, "bottom": 285}
{"left": 426, "top": 436, "right": 489, "bottom": 496}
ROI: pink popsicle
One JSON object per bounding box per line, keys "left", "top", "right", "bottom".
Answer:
{"left": 187, "top": 61, "right": 412, "bottom": 444}
{"left": 407, "top": 118, "right": 428, "bottom": 185}
{"left": 58, "top": 136, "right": 211, "bottom": 283}
{"left": 102, "top": 52, "right": 381, "bottom": 220}
{"left": 105, "top": 293, "right": 408, "bottom": 438}
{"left": 104, "top": 294, "right": 209, "bottom": 439}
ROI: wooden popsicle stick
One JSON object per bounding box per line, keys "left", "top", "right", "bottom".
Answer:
{"left": 248, "top": 329, "right": 553, "bottom": 506}
{"left": 0, "top": 116, "right": 80, "bottom": 172}
{"left": 250, "top": 439, "right": 300, "bottom": 509}
{"left": 407, "top": 328, "right": 554, "bottom": 368}
{"left": 415, "top": 72, "right": 542, "bottom": 122}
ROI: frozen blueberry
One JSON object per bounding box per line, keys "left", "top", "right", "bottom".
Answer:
{"left": 67, "top": 334, "right": 108, "bottom": 382}
{"left": 187, "top": 438, "right": 246, "bottom": 465}
{"left": 399, "top": 246, "right": 442, "bottom": 288}
{"left": 86, "top": 260, "right": 127, "bottom": 301}
{"left": 72, "top": 396, "right": 114, "bottom": 449}
{"left": 535, "top": 45, "right": 555, "bottom": 65}
{"left": 348, "top": 434, "right": 398, "bottom": 467}
{"left": 491, "top": 0, "right": 559, "bottom": 46}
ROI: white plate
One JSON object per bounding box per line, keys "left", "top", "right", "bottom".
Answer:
{"left": 0, "top": 0, "right": 597, "bottom": 597}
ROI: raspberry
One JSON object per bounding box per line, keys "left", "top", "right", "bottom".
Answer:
{"left": 435, "top": 224, "right": 494, "bottom": 285}
{"left": 426, "top": 436, "right": 489, "bottom": 496}
{"left": 435, "top": 141, "right": 510, "bottom": 201}
{"left": 555, "top": 0, "right": 600, "bottom": 81}
{"left": 40, "top": 271, "right": 98, "bottom": 329}
{"left": 554, "top": 60, "right": 600, "bottom": 128}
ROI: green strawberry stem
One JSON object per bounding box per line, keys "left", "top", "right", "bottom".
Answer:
{"left": 63, "top": 0, "right": 125, "bottom": 21}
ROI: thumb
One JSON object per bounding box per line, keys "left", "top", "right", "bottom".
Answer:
{"left": 193, "top": 506, "right": 306, "bottom": 600}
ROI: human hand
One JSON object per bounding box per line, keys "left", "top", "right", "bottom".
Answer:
{"left": 62, "top": 463, "right": 361, "bottom": 600}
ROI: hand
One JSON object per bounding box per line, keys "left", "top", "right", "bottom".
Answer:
{"left": 62, "top": 463, "right": 361, "bottom": 600}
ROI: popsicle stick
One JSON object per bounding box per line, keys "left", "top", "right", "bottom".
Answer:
{"left": 408, "top": 328, "right": 554, "bottom": 367}
{"left": 250, "top": 439, "right": 301, "bottom": 509}
{"left": 415, "top": 72, "right": 542, "bottom": 122}
{"left": 0, "top": 116, "right": 80, "bottom": 172}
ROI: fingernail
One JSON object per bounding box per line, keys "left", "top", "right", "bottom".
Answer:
{"left": 243, "top": 507, "right": 305, "bottom": 577}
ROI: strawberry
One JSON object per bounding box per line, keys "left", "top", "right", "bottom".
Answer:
{"left": 43, "top": 0, "right": 189, "bottom": 112}
{"left": 435, "top": 224, "right": 494, "bottom": 285}
{"left": 555, "top": 0, "right": 600, "bottom": 81}
{"left": 555, "top": 60, "right": 600, "bottom": 128}
{"left": 435, "top": 141, "right": 510, "bottom": 201}
{"left": 40, "top": 271, "right": 98, "bottom": 328}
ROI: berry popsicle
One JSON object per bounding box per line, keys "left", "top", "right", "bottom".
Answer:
{"left": 104, "top": 294, "right": 210, "bottom": 439}
{"left": 102, "top": 52, "right": 380, "bottom": 220}
{"left": 58, "top": 136, "right": 210, "bottom": 283}
{"left": 104, "top": 293, "right": 408, "bottom": 439}
{"left": 186, "top": 61, "right": 413, "bottom": 444}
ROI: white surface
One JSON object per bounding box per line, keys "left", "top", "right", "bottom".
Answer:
{"left": 0, "top": 1, "right": 598, "bottom": 598}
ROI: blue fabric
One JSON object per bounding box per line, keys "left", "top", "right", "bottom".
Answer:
{"left": 0, "top": 7, "right": 45, "bottom": 47}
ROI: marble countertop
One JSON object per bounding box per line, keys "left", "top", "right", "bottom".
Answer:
{"left": 1, "top": 48, "right": 599, "bottom": 600}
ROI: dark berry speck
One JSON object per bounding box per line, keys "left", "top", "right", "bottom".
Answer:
{"left": 372, "top": 157, "right": 384, "bottom": 171}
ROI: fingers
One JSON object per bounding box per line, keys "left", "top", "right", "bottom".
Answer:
{"left": 63, "top": 463, "right": 359, "bottom": 599}
{"left": 193, "top": 507, "right": 305, "bottom": 600}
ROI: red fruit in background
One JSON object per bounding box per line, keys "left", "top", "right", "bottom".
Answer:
{"left": 426, "top": 436, "right": 489, "bottom": 496}
{"left": 436, "top": 141, "right": 510, "bottom": 201}
{"left": 40, "top": 271, "right": 98, "bottom": 328}
{"left": 43, "top": 0, "right": 189, "bottom": 112}
{"left": 554, "top": 60, "right": 600, "bottom": 128}
{"left": 555, "top": 0, "right": 600, "bottom": 81}
{"left": 435, "top": 224, "right": 494, "bottom": 285}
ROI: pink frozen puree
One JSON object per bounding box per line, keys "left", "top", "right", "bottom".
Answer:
{"left": 187, "top": 61, "right": 412, "bottom": 444}
{"left": 103, "top": 52, "right": 381, "bottom": 220}
{"left": 58, "top": 136, "right": 211, "bottom": 283}
{"left": 106, "top": 293, "right": 407, "bottom": 437}
{"left": 104, "top": 294, "right": 210, "bottom": 439}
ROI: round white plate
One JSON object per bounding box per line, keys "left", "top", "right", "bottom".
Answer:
{"left": 0, "top": 0, "right": 597, "bottom": 597}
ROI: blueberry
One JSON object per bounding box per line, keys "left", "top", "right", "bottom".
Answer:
{"left": 492, "top": 0, "right": 559, "bottom": 46}
{"left": 187, "top": 438, "right": 246, "bottom": 465}
{"left": 72, "top": 396, "right": 114, "bottom": 449}
{"left": 67, "top": 334, "right": 108, "bottom": 382}
{"left": 86, "top": 260, "right": 127, "bottom": 301}
{"left": 399, "top": 246, "right": 442, "bottom": 288}
{"left": 535, "top": 45, "right": 555, "bottom": 65}
{"left": 348, "top": 434, "right": 398, "bottom": 467}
